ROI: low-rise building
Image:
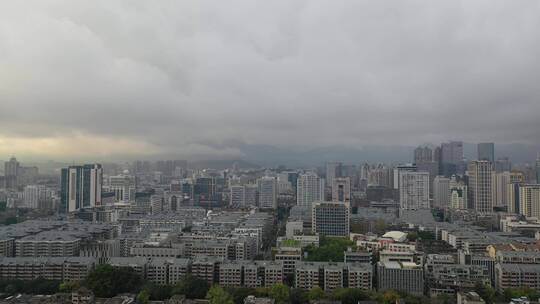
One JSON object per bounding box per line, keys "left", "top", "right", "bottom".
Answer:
{"left": 426, "top": 264, "right": 490, "bottom": 296}
{"left": 147, "top": 258, "right": 190, "bottom": 285}
{"left": 295, "top": 262, "right": 372, "bottom": 291}
{"left": 15, "top": 232, "right": 80, "bottom": 257}
{"left": 191, "top": 256, "right": 222, "bottom": 285}
{"left": 274, "top": 246, "right": 301, "bottom": 276}
{"left": 344, "top": 249, "right": 372, "bottom": 264}
{"left": 295, "top": 262, "right": 321, "bottom": 290}
{"left": 220, "top": 260, "right": 283, "bottom": 288}
{"left": 347, "top": 263, "right": 373, "bottom": 290}
{"left": 0, "top": 257, "right": 96, "bottom": 281}
{"left": 495, "top": 263, "right": 540, "bottom": 291}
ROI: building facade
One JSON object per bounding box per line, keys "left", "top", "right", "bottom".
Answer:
{"left": 296, "top": 173, "right": 323, "bottom": 208}
{"left": 468, "top": 161, "right": 493, "bottom": 213}
{"left": 311, "top": 201, "right": 350, "bottom": 237}
{"left": 399, "top": 171, "right": 430, "bottom": 210}
{"left": 61, "top": 164, "right": 103, "bottom": 213}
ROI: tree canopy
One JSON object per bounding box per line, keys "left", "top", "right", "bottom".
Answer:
{"left": 307, "top": 286, "right": 325, "bottom": 301}
{"left": 504, "top": 287, "right": 540, "bottom": 301}
{"left": 269, "top": 284, "right": 290, "bottom": 304}
{"left": 173, "top": 274, "right": 210, "bottom": 299}
{"left": 206, "top": 285, "right": 234, "bottom": 304}
{"left": 304, "top": 236, "right": 355, "bottom": 262}
{"left": 84, "top": 264, "right": 143, "bottom": 298}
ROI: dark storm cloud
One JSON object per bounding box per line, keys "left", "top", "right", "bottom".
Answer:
{"left": 0, "top": 0, "right": 540, "bottom": 159}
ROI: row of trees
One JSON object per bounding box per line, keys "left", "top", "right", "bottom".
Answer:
{"left": 0, "top": 278, "right": 61, "bottom": 295}
{"left": 304, "top": 236, "right": 356, "bottom": 262}
{"left": 1, "top": 266, "right": 539, "bottom": 304}
{"left": 203, "top": 284, "right": 427, "bottom": 304}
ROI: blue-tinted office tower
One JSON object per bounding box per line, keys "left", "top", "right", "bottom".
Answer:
{"left": 60, "top": 164, "right": 103, "bottom": 213}
{"left": 478, "top": 143, "right": 495, "bottom": 162}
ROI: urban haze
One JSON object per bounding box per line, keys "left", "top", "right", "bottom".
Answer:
{"left": 0, "top": 1, "right": 540, "bottom": 304}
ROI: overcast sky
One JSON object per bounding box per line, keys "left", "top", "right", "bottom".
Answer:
{"left": 1, "top": 1, "right": 540, "bottom": 161}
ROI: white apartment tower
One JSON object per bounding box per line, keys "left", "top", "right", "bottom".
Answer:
{"left": 399, "top": 171, "right": 430, "bottom": 210}
{"left": 518, "top": 184, "right": 540, "bottom": 219}
{"left": 296, "top": 172, "right": 323, "bottom": 207}
{"left": 23, "top": 185, "right": 42, "bottom": 209}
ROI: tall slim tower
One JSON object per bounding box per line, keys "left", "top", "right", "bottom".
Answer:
{"left": 257, "top": 176, "right": 277, "bottom": 209}
{"left": 296, "top": 172, "right": 323, "bottom": 207}
{"left": 467, "top": 161, "right": 493, "bottom": 213}
{"left": 518, "top": 184, "right": 540, "bottom": 219}
{"left": 536, "top": 153, "right": 540, "bottom": 183}
{"left": 332, "top": 177, "right": 351, "bottom": 203}
{"left": 399, "top": 171, "right": 430, "bottom": 210}
{"left": 60, "top": 164, "right": 103, "bottom": 213}
{"left": 4, "top": 157, "right": 20, "bottom": 189}
{"left": 414, "top": 146, "right": 433, "bottom": 163}
{"left": 477, "top": 143, "right": 495, "bottom": 162}
{"left": 325, "top": 162, "right": 342, "bottom": 188}
{"left": 433, "top": 176, "right": 450, "bottom": 208}
{"left": 440, "top": 141, "right": 463, "bottom": 176}
{"left": 506, "top": 172, "right": 525, "bottom": 214}
{"left": 393, "top": 164, "right": 417, "bottom": 190}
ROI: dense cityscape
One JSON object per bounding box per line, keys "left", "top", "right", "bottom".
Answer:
{"left": 0, "top": 141, "right": 538, "bottom": 303}
{"left": 2, "top": 1, "right": 540, "bottom": 304}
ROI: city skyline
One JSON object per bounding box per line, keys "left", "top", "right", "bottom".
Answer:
{"left": 2, "top": 1, "right": 540, "bottom": 302}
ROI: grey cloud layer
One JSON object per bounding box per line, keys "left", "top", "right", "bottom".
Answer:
{"left": 1, "top": 0, "right": 540, "bottom": 158}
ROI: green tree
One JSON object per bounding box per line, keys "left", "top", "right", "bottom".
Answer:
{"left": 331, "top": 288, "right": 368, "bottom": 304}
{"left": 27, "top": 278, "right": 61, "bottom": 294}
{"left": 206, "top": 285, "right": 234, "bottom": 304}
{"left": 476, "top": 283, "right": 496, "bottom": 304}
{"left": 84, "top": 264, "right": 142, "bottom": 298}
{"left": 254, "top": 287, "right": 270, "bottom": 297}
{"left": 270, "top": 284, "right": 290, "bottom": 304}
{"left": 4, "top": 217, "right": 17, "bottom": 225}
{"left": 59, "top": 281, "right": 80, "bottom": 293}
{"left": 226, "top": 287, "right": 257, "bottom": 304}
{"left": 307, "top": 286, "right": 325, "bottom": 301}
{"left": 137, "top": 289, "right": 150, "bottom": 304}
{"left": 379, "top": 289, "right": 401, "bottom": 304}
{"left": 0, "top": 279, "right": 60, "bottom": 295}
{"left": 143, "top": 283, "right": 173, "bottom": 300}
{"left": 173, "top": 274, "right": 209, "bottom": 299}
{"left": 417, "top": 231, "right": 435, "bottom": 240}
{"left": 304, "top": 236, "right": 356, "bottom": 262}
{"left": 407, "top": 232, "right": 418, "bottom": 242}
{"left": 289, "top": 288, "right": 307, "bottom": 304}
{"left": 504, "top": 287, "right": 540, "bottom": 301}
